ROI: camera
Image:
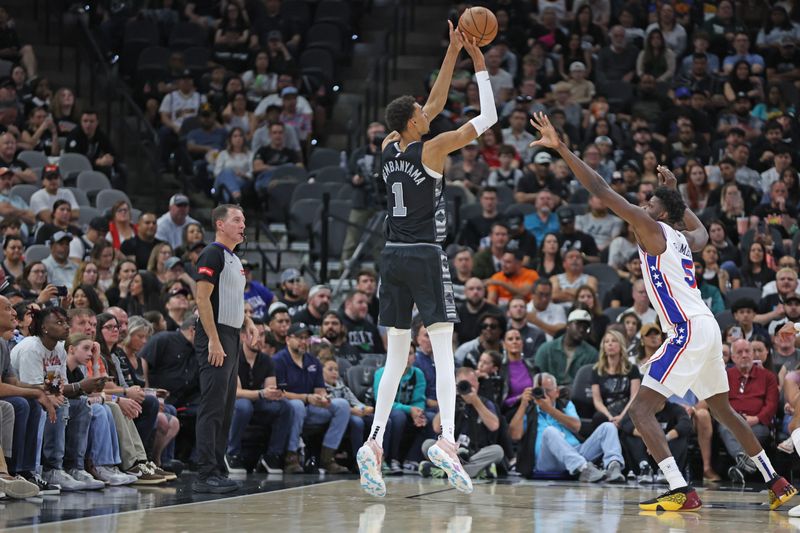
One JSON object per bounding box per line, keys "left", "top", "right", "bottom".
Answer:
{"left": 372, "top": 133, "right": 387, "bottom": 146}
{"left": 55, "top": 286, "right": 68, "bottom": 297}
{"left": 456, "top": 380, "right": 472, "bottom": 395}
{"left": 532, "top": 386, "right": 546, "bottom": 399}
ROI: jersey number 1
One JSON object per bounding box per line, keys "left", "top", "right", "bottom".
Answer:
{"left": 681, "top": 259, "right": 697, "bottom": 289}
{"left": 391, "top": 182, "right": 407, "bottom": 217}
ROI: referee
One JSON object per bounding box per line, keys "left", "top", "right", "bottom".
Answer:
{"left": 192, "top": 204, "right": 247, "bottom": 494}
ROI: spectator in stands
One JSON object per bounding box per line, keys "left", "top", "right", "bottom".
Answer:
{"left": 472, "top": 221, "right": 510, "bottom": 280}
{"left": 276, "top": 268, "right": 306, "bottom": 316}
{"left": 0, "top": 8, "right": 38, "bottom": 78}
{"left": 213, "top": 2, "right": 250, "bottom": 71}
{"left": 487, "top": 145, "right": 524, "bottom": 189}
{"left": 510, "top": 372, "right": 625, "bottom": 482}
{"left": 367, "top": 345, "right": 428, "bottom": 474}
{"left": 596, "top": 26, "right": 638, "bottom": 84}
{"left": 185, "top": 103, "right": 228, "bottom": 186}
{"left": 17, "top": 261, "right": 54, "bottom": 303}
{"left": 104, "top": 260, "right": 136, "bottom": 308}
{"left": 242, "top": 50, "right": 278, "bottom": 105}
{"left": 66, "top": 110, "right": 121, "bottom": 187}
{"left": 757, "top": 267, "right": 798, "bottom": 321}
{"left": 120, "top": 270, "right": 163, "bottom": 317}
{"left": 506, "top": 296, "right": 546, "bottom": 361}
{"left": 225, "top": 323, "right": 291, "bottom": 474}
{"left": 140, "top": 315, "right": 199, "bottom": 410}
{"left": 623, "top": 280, "right": 657, "bottom": 324}
{"left": 42, "top": 231, "right": 79, "bottom": 290}
{"left": 29, "top": 165, "right": 80, "bottom": 225}
{"left": 279, "top": 87, "right": 312, "bottom": 143}
{"left": 274, "top": 322, "right": 350, "bottom": 474}
{"left": 573, "top": 285, "right": 609, "bottom": 348}
{"left": 703, "top": 0, "right": 745, "bottom": 58}
{"left": 564, "top": 61, "right": 595, "bottom": 105}
{"left": 523, "top": 188, "right": 560, "bottom": 246}
{"left": 410, "top": 318, "right": 438, "bottom": 414}
{"left": 69, "top": 216, "right": 108, "bottom": 264}
{"left": 241, "top": 259, "right": 273, "bottom": 322}
{"left": 119, "top": 212, "right": 161, "bottom": 270}
{"left": 213, "top": 127, "right": 253, "bottom": 204}
{"left": 526, "top": 278, "right": 567, "bottom": 341}
{"left": 253, "top": 122, "right": 303, "bottom": 196}
{"left": 158, "top": 70, "right": 206, "bottom": 170}
{"left": 11, "top": 306, "right": 100, "bottom": 491}
{"left": 486, "top": 248, "right": 539, "bottom": 306}
{"left": 740, "top": 241, "right": 775, "bottom": 290}
{"left": 723, "top": 61, "right": 765, "bottom": 104}
{"left": 162, "top": 284, "right": 191, "bottom": 332}
{"left": 147, "top": 242, "right": 177, "bottom": 286}
{"left": 575, "top": 195, "right": 623, "bottom": 252}
{"left": 771, "top": 331, "right": 800, "bottom": 383}
{"left": 176, "top": 222, "right": 205, "bottom": 259}
{"left": 320, "top": 311, "right": 361, "bottom": 365}
{"left": 646, "top": 3, "right": 687, "bottom": 56}
{"left": 535, "top": 309, "right": 598, "bottom": 385}
{"left": 342, "top": 122, "right": 386, "bottom": 263}
{"left": 694, "top": 259, "right": 726, "bottom": 315}
{"left": 756, "top": 6, "right": 799, "bottom": 53}
{"left": 155, "top": 193, "right": 200, "bottom": 250}
{"left": 420, "top": 367, "right": 503, "bottom": 479}
{"left": 455, "top": 278, "right": 500, "bottom": 345}
{"left": 766, "top": 38, "right": 800, "bottom": 86}
{"left": 0, "top": 167, "right": 35, "bottom": 229}
{"left": 34, "top": 199, "right": 81, "bottom": 245}
{"left": 459, "top": 187, "right": 502, "bottom": 252}
{"left": 0, "top": 132, "right": 37, "bottom": 184}
{"left": 70, "top": 285, "right": 104, "bottom": 315}
{"left": 447, "top": 141, "right": 489, "bottom": 197}
{"left": 341, "top": 291, "right": 384, "bottom": 354}
{"left": 551, "top": 249, "right": 598, "bottom": 309}
{"left": 456, "top": 311, "right": 505, "bottom": 369}
{"left": 605, "top": 252, "right": 640, "bottom": 308}
{"left": 590, "top": 329, "right": 641, "bottom": 430}
{"left": 1, "top": 234, "right": 23, "bottom": 282}
{"left": 724, "top": 339, "right": 779, "bottom": 482}
{"left": 533, "top": 233, "right": 564, "bottom": 279}
{"left": 502, "top": 109, "right": 535, "bottom": 163}
{"left": 633, "top": 322, "right": 664, "bottom": 371}
{"left": 51, "top": 87, "right": 78, "bottom": 135}
{"left": 500, "top": 327, "right": 535, "bottom": 415}
{"left": 21, "top": 106, "right": 59, "bottom": 155}
{"left": 557, "top": 207, "right": 599, "bottom": 263}
{"left": 292, "top": 284, "right": 331, "bottom": 335}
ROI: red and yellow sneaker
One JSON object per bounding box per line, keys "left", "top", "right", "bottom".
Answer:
{"left": 768, "top": 475, "right": 797, "bottom": 510}
{"left": 639, "top": 486, "right": 702, "bottom": 511}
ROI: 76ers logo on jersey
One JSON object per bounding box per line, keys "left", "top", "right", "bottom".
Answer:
{"left": 680, "top": 259, "right": 697, "bottom": 289}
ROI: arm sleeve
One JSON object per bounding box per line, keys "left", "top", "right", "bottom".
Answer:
{"left": 468, "top": 70, "right": 498, "bottom": 136}
{"left": 194, "top": 246, "right": 224, "bottom": 285}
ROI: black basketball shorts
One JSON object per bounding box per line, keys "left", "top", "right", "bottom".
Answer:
{"left": 378, "top": 243, "right": 459, "bottom": 329}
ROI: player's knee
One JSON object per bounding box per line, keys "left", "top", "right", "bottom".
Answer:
{"left": 426, "top": 322, "right": 454, "bottom": 336}
{"left": 388, "top": 327, "right": 411, "bottom": 337}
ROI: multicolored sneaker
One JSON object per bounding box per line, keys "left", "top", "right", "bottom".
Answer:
{"left": 639, "top": 486, "right": 702, "bottom": 511}
{"left": 768, "top": 475, "right": 797, "bottom": 510}
{"left": 356, "top": 439, "right": 386, "bottom": 498}
{"left": 426, "top": 437, "right": 473, "bottom": 494}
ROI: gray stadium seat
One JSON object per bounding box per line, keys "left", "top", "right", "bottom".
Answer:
{"left": 715, "top": 309, "right": 735, "bottom": 331}
{"left": 504, "top": 203, "right": 536, "bottom": 217}
{"left": 18, "top": 150, "right": 48, "bottom": 169}
{"left": 25, "top": 244, "right": 51, "bottom": 262}
{"left": 76, "top": 170, "right": 112, "bottom": 196}
{"left": 305, "top": 23, "right": 344, "bottom": 59}
{"left": 290, "top": 182, "right": 324, "bottom": 204}
{"left": 300, "top": 48, "right": 336, "bottom": 84}
{"left": 271, "top": 165, "right": 309, "bottom": 182}
{"left": 136, "top": 46, "right": 170, "bottom": 79}
{"left": 725, "top": 287, "right": 762, "bottom": 306}
{"left": 58, "top": 153, "right": 93, "bottom": 181}
{"left": 288, "top": 198, "right": 321, "bottom": 243}
{"left": 95, "top": 189, "right": 132, "bottom": 213}
{"left": 169, "top": 22, "right": 209, "bottom": 51}
{"left": 346, "top": 365, "right": 376, "bottom": 404}
{"left": 308, "top": 148, "right": 341, "bottom": 171}
{"left": 10, "top": 184, "right": 38, "bottom": 204}
{"left": 314, "top": 165, "right": 347, "bottom": 183}
{"left": 603, "top": 306, "right": 624, "bottom": 323}
{"left": 313, "top": 199, "right": 351, "bottom": 259}
{"left": 77, "top": 206, "right": 101, "bottom": 228}
{"left": 67, "top": 187, "right": 90, "bottom": 207}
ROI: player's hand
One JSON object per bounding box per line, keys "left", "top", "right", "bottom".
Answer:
{"left": 209, "top": 339, "right": 226, "bottom": 367}
{"left": 447, "top": 20, "right": 464, "bottom": 51}
{"left": 529, "top": 112, "right": 561, "bottom": 150}
{"left": 778, "top": 322, "right": 797, "bottom": 343}
{"left": 657, "top": 165, "right": 678, "bottom": 191}
{"left": 382, "top": 131, "right": 401, "bottom": 149}
{"left": 459, "top": 31, "right": 485, "bottom": 70}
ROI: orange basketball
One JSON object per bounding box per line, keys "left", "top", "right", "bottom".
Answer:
{"left": 458, "top": 6, "right": 498, "bottom": 47}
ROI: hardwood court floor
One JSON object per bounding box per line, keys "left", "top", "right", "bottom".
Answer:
{"left": 4, "top": 476, "right": 800, "bottom": 533}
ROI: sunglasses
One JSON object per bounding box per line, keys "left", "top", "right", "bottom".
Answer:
{"left": 481, "top": 323, "right": 499, "bottom": 330}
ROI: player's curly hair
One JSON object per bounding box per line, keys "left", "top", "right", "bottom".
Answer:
{"left": 385, "top": 95, "right": 416, "bottom": 133}
{"left": 653, "top": 186, "right": 686, "bottom": 225}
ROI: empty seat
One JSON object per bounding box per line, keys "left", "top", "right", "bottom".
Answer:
{"left": 25, "top": 244, "right": 51, "bottom": 262}
{"left": 10, "top": 184, "right": 38, "bottom": 204}
{"left": 282, "top": 0, "right": 312, "bottom": 32}
{"left": 67, "top": 187, "right": 91, "bottom": 207}
{"left": 291, "top": 182, "right": 323, "bottom": 204}
{"left": 305, "top": 23, "right": 343, "bottom": 58}
{"left": 169, "top": 22, "right": 209, "bottom": 50}
{"left": 725, "top": 287, "right": 763, "bottom": 307}
{"left": 314, "top": 0, "right": 351, "bottom": 31}
{"left": 58, "top": 153, "right": 93, "bottom": 181}
{"left": 314, "top": 165, "right": 347, "bottom": 183}
{"left": 313, "top": 199, "right": 351, "bottom": 259}
{"left": 308, "top": 148, "right": 340, "bottom": 171}
{"left": 183, "top": 46, "right": 212, "bottom": 75}
{"left": 96, "top": 189, "right": 132, "bottom": 213}
{"left": 299, "top": 48, "right": 336, "bottom": 84}
{"left": 17, "top": 150, "right": 48, "bottom": 169}
{"left": 77, "top": 206, "right": 101, "bottom": 228}
{"left": 288, "top": 197, "right": 321, "bottom": 243}
{"left": 136, "top": 46, "right": 170, "bottom": 79}
{"left": 76, "top": 171, "right": 111, "bottom": 196}
{"left": 272, "top": 165, "right": 309, "bottom": 181}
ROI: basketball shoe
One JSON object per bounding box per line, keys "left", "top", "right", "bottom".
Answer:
{"left": 426, "top": 437, "right": 473, "bottom": 494}
{"left": 767, "top": 474, "right": 797, "bottom": 510}
{"left": 639, "top": 486, "right": 702, "bottom": 511}
{"left": 356, "top": 439, "right": 386, "bottom": 497}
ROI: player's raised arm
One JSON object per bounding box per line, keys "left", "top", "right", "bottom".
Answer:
{"left": 656, "top": 165, "right": 709, "bottom": 252}
{"left": 423, "top": 35, "right": 497, "bottom": 164}
{"left": 528, "top": 112, "right": 666, "bottom": 255}
{"left": 422, "top": 21, "right": 464, "bottom": 120}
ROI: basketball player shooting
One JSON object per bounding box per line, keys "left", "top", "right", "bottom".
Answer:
{"left": 528, "top": 112, "right": 797, "bottom": 512}
{"left": 355, "top": 24, "right": 497, "bottom": 498}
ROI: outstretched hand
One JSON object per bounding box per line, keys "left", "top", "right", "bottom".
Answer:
{"left": 657, "top": 165, "right": 678, "bottom": 190}
{"left": 459, "top": 31, "right": 485, "bottom": 70}
{"left": 447, "top": 20, "right": 464, "bottom": 51}
{"left": 528, "top": 112, "right": 561, "bottom": 149}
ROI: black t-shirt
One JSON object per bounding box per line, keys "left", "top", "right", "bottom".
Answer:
{"left": 591, "top": 365, "right": 641, "bottom": 415}
{"left": 559, "top": 230, "right": 599, "bottom": 259}
{"left": 35, "top": 223, "right": 83, "bottom": 245}
{"left": 753, "top": 202, "right": 798, "bottom": 238}
{"left": 121, "top": 236, "right": 163, "bottom": 270}
{"left": 291, "top": 307, "right": 323, "bottom": 336}
{"left": 238, "top": 349, "right": 275, "bottom": 390}
{"left": 279, "top": 296, "right": 306, "bottom": 318}
{"left": 0, "top": 156, "right": 28, "bottom": 173}
{"left": 194, "top": 242, "right": 246, "bottom": 329}
{"left": 604, "top": 278, "right": 634, "bottom": 308}
{"left": 333, "top": 342, "right": 363, "bottom": 366}
{"left": 767, "top": 49, "right": 800, "bottom": 75}
{"left": 459, "top": 214, "right": 502, "bottom": 251}
{"left": 65, "top": 363, "right": 84, "bottom": 385}
{"left": 117, "top": 351, "right": 145, "bottom": 388}
{"left": 65, "top": 129, "right": 116, "bottom": 166}
{"left": 516, "top": 172, "right": 568, "bottom": 200}
{"left": 254, "top": 145, "right": 299, "bottom": 168}
{"left": 454, "top": 300, "right": 501, "bottom": 344}
{"left": 138, "top": 330, "right": 199, "bottom": 406}
{"left": 507, "top": 228, "right": 538, "bottom": 262}
{"left": 341, "top": 313, "right": 385, "bottom": 354}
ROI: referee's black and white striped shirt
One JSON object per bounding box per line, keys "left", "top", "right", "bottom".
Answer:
{"left": 195, "top": 242, "right": 246, "bottom": 328}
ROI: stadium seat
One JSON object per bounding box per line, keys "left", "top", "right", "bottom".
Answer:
{"left": 136, "top": 46, "right": 170, "bottom": 79}
{"left": 290, "top": 182, "right": 324, "bottom": 204}
{"left": 58, "top": 153, "right": 93, "bottom": 182}
{"left": 299, "top": 48, "right": 336, "bottom": 85}
{"left": 459, "top": 202, "right": 482, "bottom": 222}
{"left": 25, "top": 244, "right": 51, "bottom": 263}
{"left": 287, "top": 197, "right": 321, "bottom": 244}
{"left": 337, "top": 184, "right": 356, "bottom": 200}
{"left": 96, "top": 189, "right": 132, "bottom": 213}
{"left": 313, "top": 199, "right": 351, "bottom": 260}
{"left": 314, "top": 0, "right": 352, "bottom": 32}
{"left": 495, "top": 184, "right": 514, "bottom": 207}
{"left": 77, "top": 206, "right": 101, "bottom": 228}
{"left": 314, "top": 165, "right": 347, "bottom": 183}
{"left": 584, "top": 263, "right": 620, "bottom": 285}
{"left": 264, "top": 180, "right": 299, "bottom": 223}
{"left": 10, "top": 184, "right": 38, "bottom": 204}
{"left": 271, "top": 165, "right": 309, "bottom": 182}
{"left": 67, "top": 187, "right": 90, "bottom": 207}
{"left": 724, "top": 287, "right": 762, "bottom": 306}
{"left": 305, "top": 23, "right": 344, "bottom": 59}
{"left": 183, "top": 46, "right": 212, "bottom": 76}
{"left": 603, "top": 306, "right": 624, "bottom": 323}
{"left": 360, "top": 353, "right": 386, "bottom": 368}
{"left": 504, "top": 203, "right": 535, "bottom": 217}
{"left": 282, "top": 0, "right": 312, "bottom": 31}
{"left": 169, "top": 22, "right": 209, "bottom": 51}
{"left": 597, "top": 80, "right": 634, "bottom": 112}
{"left": 567, "top": 203, "right": 588, "bottom": 215}
{"left": 320, "top": 182, "right": 342, "bottom": 198}
{"left": 570, "top": 364, "right": 596, "bottom": 437}
{"left": 337, "top": 357, "right": 353, "bottom": 385}
{"left": 715, "top": 309, "right": 735, "bottom": 331}
{"left": 445, "top": 184, "right": 470, "bottom": 207}
{"left": 308, "top": 148, "right": 340, "bottom": 171}
{"left": 17, "top": 150, "right": 48, "bottom": 169}
{"left": 0, "top": 59, "right": 12, "bottom": 78}
{"left": 347, "top": 365, "right": 377, "bottom": 404}
{"left": 122, "top": 19, "right": 160, "bottom": 76}
{"left": 76, "top": 171, "right": 112, "bottom": 197}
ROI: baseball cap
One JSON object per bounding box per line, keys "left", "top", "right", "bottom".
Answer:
{"left": 594, "top": 135, "right": 613, "bottom": 146}
{"left": 785, "top": 293, "right": 800, "bottom": 304}
{"left": 240, "top": 258, "right": 259, "bottom": 270}
{"left": 268, "top": 301, "right": 288, "bottom": 316}
{"left": 42, "top": 164, "right": 60, "bottom": 180}
{"left": 557, "top": 206, "right": 575, "bottom": 222}
{"left": 179, "top": 69, "right": 193, "bottom": 79}
{"left": 567, "top": 309, "right": 592, "bottom": 323}
{"left": 88, "top": 216, "right": 109, "bottom": 232}
{"left": 169, "top": 193, "right": 190, "bottom": 207}
{"left": 569, "top": 61, "right": 586, "bottom": 72}
{"left": 267, "top": 30, "right": 282, "bottom": 41}
{"left": 50, "top": 231, "right": 73, "bottom": 244}
{"left": 611, "top": 171, "right": 624, "bottom": 183}
{"left": 533, "top": 151, "right": 552, "bottom": 165}
{"left": 675, "top": 86, "right": 691, "bottom": 99}
{"left": 199, "top": 102, "right": 214, "bottom": 116}
{"left": 640, "top": 322, "right": 662, "bottom": 337}
{"left": 280, "top": 268, "right": 302, "bottom": 284}
{"left": 287, "top": 322, "right": 311, "bottom": 336}
{"left": 281, "top": 86, "right": 298, "bottom": 97}
{"left": 165, "top": 257, "right": 182, "bottom": 270}
{"left": 308, "top": 284, "right": 331, "bottom": 299}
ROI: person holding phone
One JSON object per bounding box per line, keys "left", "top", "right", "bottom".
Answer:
{"left": 732, "top": 298, "right": 770, "bottom": 341}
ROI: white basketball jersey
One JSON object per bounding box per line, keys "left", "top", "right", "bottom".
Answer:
{"left": 638, "top": 222, "right": 712, "bottom": 330}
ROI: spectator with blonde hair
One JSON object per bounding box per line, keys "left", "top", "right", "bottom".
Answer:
{"left": 591, "top": 329, "right": 641, "bottom": 430}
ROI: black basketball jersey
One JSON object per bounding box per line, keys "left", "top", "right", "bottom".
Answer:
{"left": 381, "top": 141, "right": 447, "bottom": 244}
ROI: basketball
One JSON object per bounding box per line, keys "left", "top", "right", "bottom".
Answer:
{"left": 458, "top": 6, "right": 498, "bottom": 47}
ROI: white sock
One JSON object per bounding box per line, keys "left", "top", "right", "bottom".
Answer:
{"left": 657, "top": 457, "right": 687, "bottom": 491}
{"left": 750, "top": 450, "right": 777, "bottom": 482}
{"left": 367, "top": 327, "right": 411, "bottom": 445}
{"left": 427, "top": 322, "right": 456, "bottom": 443}
{"left": 792, "top": 428, "right": 800, "bottom": 456}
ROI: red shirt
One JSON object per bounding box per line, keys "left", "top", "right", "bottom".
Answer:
{"left": 726, "top": 364, "right": 779, "bottom": 427}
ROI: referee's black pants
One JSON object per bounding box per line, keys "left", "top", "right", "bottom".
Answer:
{"left": 195, "top": 322, "right": 240, "bottom": 479}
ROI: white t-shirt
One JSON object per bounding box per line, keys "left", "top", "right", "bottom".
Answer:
{"left": 254, "top": 94, "right": 313, "bottom": 117}
{"left": 475, "top": 70, "right": 514, "bottom": 105}
{"left": 575, "top": 212, "right": 623, "bottom": 250}
{"left": 11, "top": 335, "right": 67, "bottom": 385}
{"left": 155, "top": 212, "right": 200, "bottom": 249}
{"left": 526, "top": 301, "right": 568, "bottom": 341}
{"left": 29, "top": 188, "right": 79, "bottom": 216}
{"left": 159, "top": 90, "right": 207, "bottom": 129}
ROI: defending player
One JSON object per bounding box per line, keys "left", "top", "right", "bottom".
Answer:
{"left": 528, "top": 112, "right": 796, "bottom": 512}
{"left": 355, "top": 25, "right": 497, "bottom": 497}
